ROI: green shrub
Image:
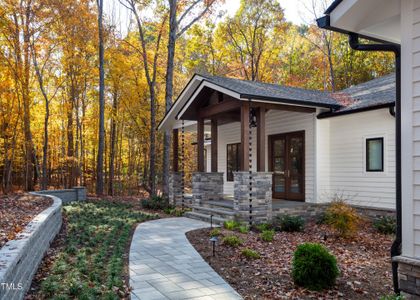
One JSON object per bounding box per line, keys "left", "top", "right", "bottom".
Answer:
{"left": 275, "top": 215, "right": 305, "bottom": 232}
{"left": 222, "top": 235, "right": 243, "bottom": 247}
{"left": 209, "top": 228, "right": 221, "bottom": 237}
{"left": 260, "top": 229, "right": 275, "bottom": 242}
{"left": 238, "top": 224, "right": 250, "bottom": 234}
{"left": 223, "top": 220, "right": 240, "bottom": 231}
{"left": 373, "top": 216, "right": 396, "bottom": 235}
{"left": 255, "top": 223, "right": 272, "bottom": 232}
{"left": 325, "top": 200, "right": 362, "bottom": 238}
{"left": 141, "top": 196, "right": 171, "bottom": 210}
{"left": 241, "top": 248, "right": 260, "bottom": 259}
{"left": 292, "top": 243, "right": 339, "bottom": 291}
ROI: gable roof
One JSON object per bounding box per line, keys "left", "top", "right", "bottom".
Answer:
{"left": 158, "top": 72, "right": 396, "bottom": 130}
{"left": 198, "top": 74, "right": 340, "bottom": 109}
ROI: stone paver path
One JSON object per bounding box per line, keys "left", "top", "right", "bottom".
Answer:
{"left": 129, "top": 217, "right": 242, "bottom": 300}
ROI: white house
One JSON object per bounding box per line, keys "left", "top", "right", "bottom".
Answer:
{"left": 318, "top": 0, "right": 418, "bottom": 297}
{"left": 159, "top": 72, "right": 396, "bottom": 223}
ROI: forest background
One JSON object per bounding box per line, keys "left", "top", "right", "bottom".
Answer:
{"left": 0, "top": 0, "right": 394, "bottom": 197}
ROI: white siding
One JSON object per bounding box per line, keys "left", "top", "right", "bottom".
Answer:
{"left": 217, "top": 110, "right": 316, "bottom": 199}
{"left": 401, "top": 0, "right": 419, "bottom": 257}
{"left": 318, "top": 109, "right": 396, "bottom": 209}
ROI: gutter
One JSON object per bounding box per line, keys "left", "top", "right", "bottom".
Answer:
{"left": 317, "top": 102, "right": 394, "bottom": 119}
{"left": 317, "top": 18, "right": 402, "bottom": 294}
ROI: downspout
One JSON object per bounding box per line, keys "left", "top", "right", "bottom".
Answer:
{"left": 349, "top": 33, "right": 402, "bottom": 294}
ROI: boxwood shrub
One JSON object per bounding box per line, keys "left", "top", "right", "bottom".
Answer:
{"left": 292, "top": 243, "right": 339, "bottom": 291}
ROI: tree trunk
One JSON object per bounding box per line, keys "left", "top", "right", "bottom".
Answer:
{"left": 96, "top": 0, "right": 105, "bottom": 195}
{"left": 162, "top": 0, "right": 178, "bottom": 200}
{"left": 108, "top": 90, "right": 118, "bottom": 196}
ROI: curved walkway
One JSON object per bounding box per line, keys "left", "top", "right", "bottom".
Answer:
{"left": 129, "top": 217, "right": 242, "bottom": 300}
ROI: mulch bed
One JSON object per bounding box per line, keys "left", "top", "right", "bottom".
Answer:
{"left": 186, "top": 223, "right": 394, "bottom": 299}
{"left": 0, "top": 194, "right": 52, "bottom": 249}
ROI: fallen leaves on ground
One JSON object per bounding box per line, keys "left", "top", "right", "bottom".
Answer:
{"left": 187, "top": 222, "right": 394, "bottom": 299}
{"left": 0, "top": 194, "right": 52, "bottom": 248}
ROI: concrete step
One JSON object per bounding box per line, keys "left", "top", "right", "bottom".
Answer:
{"left": 184, "top": 211, "right": 227, "bottom": 225}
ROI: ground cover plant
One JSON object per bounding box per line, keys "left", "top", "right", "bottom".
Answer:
{"left": 186, "top": 220, "right": 394, "bottom": 299}
{"left": 26, "top": 200, "right": 157, "bottom": 299}
{"left": 0, "top": 194, "right": 52, "bottom": 248}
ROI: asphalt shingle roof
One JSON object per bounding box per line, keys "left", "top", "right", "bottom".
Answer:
{"left": 336, "top": 73, "right": 395, "bottom": 112}
{"left": 198, "top": 73, "right": 396, "bottom": 114}
{"left": 198, "top": 74, "right": 340, "bottom": 108}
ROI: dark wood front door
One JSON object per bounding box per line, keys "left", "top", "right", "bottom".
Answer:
{"left": 269, "top": 131, "right": 305, "bottom": 201}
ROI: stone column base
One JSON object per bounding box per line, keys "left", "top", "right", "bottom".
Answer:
{"left": 192, "top": 172, "right": 224, "bottom": 205}
{"left": 169, "top": 172, "right": 183, "bottom": 206}
{"left": 393, "top": 256, "right": 420, "bottom": 298}
{"left": 233, "top": 172, "right": 272, "bottom": 224}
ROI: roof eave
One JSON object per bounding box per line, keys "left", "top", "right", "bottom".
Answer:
{"left": 316, "top": 15, "right": 395, "bottom": 44}
{"left": 316, "top": 102, "right": 394, "bottom": 119}
{"left": 240, "top": 93, "right": 341, "bottom": 110}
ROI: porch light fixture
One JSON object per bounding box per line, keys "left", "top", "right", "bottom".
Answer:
{"left": 249, "top": 108, "right": 257, "bottom": 128}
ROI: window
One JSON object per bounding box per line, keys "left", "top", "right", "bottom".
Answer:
{"left": 227, "top": 143, "right": 241, "bottom": 181}
{"left": 366, "top": 137, "right": 384, "bottom": 172}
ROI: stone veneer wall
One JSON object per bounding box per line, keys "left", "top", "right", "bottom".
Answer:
{"left": 192, "top": 172, "right": 224, "bottom": 205}
{"left": 36, "top": 187, "right": 86, "bottom": 204}
{"left": 0, "top": 193, "right": 62, "bottom": 300}
{"left": 233, "top": 172, "right": 272, "bottom": 223}
{"left": 272, "top": 203, "right": 395, "bottom": 221}
{"left": 393, "top": 256, "right": 420, "bottom": 299}
{"left": 169, "top": 172, "right": 183, "bottom": 206}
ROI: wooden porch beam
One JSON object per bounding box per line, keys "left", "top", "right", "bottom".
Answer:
{"left": 256, "top": 108, "right": 265, "bottom": 172}
{"left": 240, "top": 102, "right": 250, "bottom": 171}
{"left": 198, "top": 99, "right": 241, "bottom": 119}
{"left": 250, "top": 102, "right": 316, "bottom": 113}
{"left": 172, "top": 129, "right": 179, "bottom": 172}
{"left": 211, "top": 119, "right": 218, "bottom": 172}
{"left": 197, "top": 118, "right": 205, "bottom": 172}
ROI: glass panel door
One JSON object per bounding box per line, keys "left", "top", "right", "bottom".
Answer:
{"left": 272, "top": 137, "right": 286, "bottom": 198}
{"left": 287, "top": 133, "right": 305, "bottom": 200}
{"left": 269, "top": 131, "right": 305, "bottom": 201}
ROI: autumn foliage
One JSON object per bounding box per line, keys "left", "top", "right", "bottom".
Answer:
{"left": 0, "top": 0, "right": 395, "bottom": 196}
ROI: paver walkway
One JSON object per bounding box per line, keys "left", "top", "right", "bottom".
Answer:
{"left": 129, "top": 217, "right": 243, "bottom": 300}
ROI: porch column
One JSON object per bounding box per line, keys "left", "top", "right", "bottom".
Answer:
{"left": 211, "top": 119, "right": 218, "bottom": 172}
{"left": 197, "top": 117, "right": 205, "bottom": 172}
{"left": 256, "top": 108, "right": 266, "bottom": 172}
{"left": 172, "top": 128, "right": 179, "bottom": 172}
{"left": 240, "top": 102, "right": 250, "bottom": 171}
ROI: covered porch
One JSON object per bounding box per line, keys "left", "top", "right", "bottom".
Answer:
{"left": 159, "top": 74, "right": 339, "bottom": 223}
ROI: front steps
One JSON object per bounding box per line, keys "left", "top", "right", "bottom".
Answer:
{"left": 184, "top": 201, "right": 235, "bottom": 225}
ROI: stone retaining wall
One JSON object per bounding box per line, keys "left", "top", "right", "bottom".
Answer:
{"left": 0, "top": 193, "right": 62, "bottom": 300}
{"left": 233, "top": 172, "right": 272, "bottom": 224}
{"left": 35, "top": 187, "right": 86, "bottom": 204}
{"left": 192, "top": 172, "right": 224, "bottom": 205}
